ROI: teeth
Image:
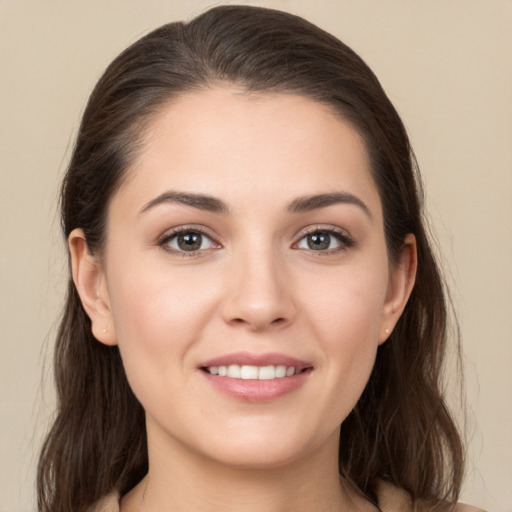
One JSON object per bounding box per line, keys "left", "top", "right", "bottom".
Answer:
{"left": 240, "top": 365, "right": 258, "bottom": 379}
{"left": 227, "top": 365, "right": 241, "bottom": 378}
{"left": 258, "top": 365, "right": 275, "bottom": 380}
{"left": 275, "top": 365, "right": 287, "bottom": 378}
{"left": 206, "top": 364, "right": 299, "bottom": 380}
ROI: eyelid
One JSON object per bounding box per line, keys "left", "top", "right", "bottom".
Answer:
{"left": 294, "top": 224, "right": 352, "bottom": 241}
{"left": 292, "top": 225, "right": 355, "bottom": 252}
{"left": 157, "top": 225, "right": 222, "bottom": 255}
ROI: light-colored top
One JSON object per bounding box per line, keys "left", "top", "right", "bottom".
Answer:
{"left": 373, "top": 480, "right": 485, "bottom": 512}
{"left": 89, "top": 480, "right": 486, "bottom": 512}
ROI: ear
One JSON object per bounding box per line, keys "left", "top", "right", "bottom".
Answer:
{"left": 68, "top": 228, "right": 117, "bottom": 346}
{"left": 379, "top": 233, "right": 417, "bottom": 344}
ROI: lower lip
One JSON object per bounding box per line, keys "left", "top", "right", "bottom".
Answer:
{"left": 201, "top": 369, "right": 311, "bottom": 403}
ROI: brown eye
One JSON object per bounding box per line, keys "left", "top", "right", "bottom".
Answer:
{"left": 298, "top": 231, "right": 341, "bottom": 251}
{"left": 177, "top": 232, "right": 203, "bottom": 251}
{"left": 163, "top": 230, "right": 215, "bottom": 252}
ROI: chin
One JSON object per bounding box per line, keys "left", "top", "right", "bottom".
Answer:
{"left": 205, "top": 442, "right": 311, "bottom": 471}
{"left": 191, "top": 418, "right": 336, "bottom": 471}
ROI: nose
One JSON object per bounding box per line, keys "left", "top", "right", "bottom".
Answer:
{"left": 221, "top": 247, "right": 296, "bottom": 332}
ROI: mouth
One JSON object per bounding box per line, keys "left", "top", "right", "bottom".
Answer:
{"left": 199, "top": 353, "right": 313, "bottom": 402}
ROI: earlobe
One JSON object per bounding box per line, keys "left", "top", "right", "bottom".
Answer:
{"left": 379, "top": 234, "right": 417, "bottom": 344}
{"left": 68, "top": 228, "right": 117, "bottom": 346}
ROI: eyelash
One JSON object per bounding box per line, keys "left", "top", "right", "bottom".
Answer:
{"left": 158, "top": 226, "right": 220, "bottom": 257}
{"left": 157, "top": 225, "right": 354, "bottom": 257}
{"left": 294, "top": 226, "right": 354, "bottom": 255}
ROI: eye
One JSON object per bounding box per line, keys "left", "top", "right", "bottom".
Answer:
{"left": 159, "top": 228, "right": 219, "bottom": 254}
{"left": 295, "top": 228, "right": 353, "bottom": 252}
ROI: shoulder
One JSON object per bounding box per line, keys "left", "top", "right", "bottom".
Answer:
{"left": 88, "top": 490, "right": 120, "bottom": 512}
{"left": 375, "top": 479, "right": 487, "bottom": 512}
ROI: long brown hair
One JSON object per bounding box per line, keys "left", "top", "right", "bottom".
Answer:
{"left": 38, "top": 5, "right": 464, "bottom": 511}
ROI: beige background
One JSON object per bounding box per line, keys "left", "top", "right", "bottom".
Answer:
{"left": 1, "top": 1, "right": 511, "bottom": 510}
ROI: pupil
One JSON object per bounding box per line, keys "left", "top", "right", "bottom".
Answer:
{"left": 178, "top": 232, "right": 202, "bottom": 251}
{"left": 308, "top": 233, "right": 330, "bottom": 250}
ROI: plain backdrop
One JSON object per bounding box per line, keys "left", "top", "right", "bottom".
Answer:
{"left": 0, "top": 1, "right": 511, "bottom": 510}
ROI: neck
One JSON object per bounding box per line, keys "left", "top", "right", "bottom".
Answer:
{"left": 121, "top": 423, "right": 375, "bottom": 512}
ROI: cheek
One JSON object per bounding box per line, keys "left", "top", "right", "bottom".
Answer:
{"left": 304, "top": 263, "right": 389, "bottom": 347}
{"left": 105, "top": 259, "right": 221, "bottom": 392}
{"left": 108, "top": 259, "right": 215, "bottom": 340}
{"left": 300, "top": 263, "right": 388, "bottom": 416}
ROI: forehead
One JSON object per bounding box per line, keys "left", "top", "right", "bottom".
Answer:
{"left": 114, "top": 87, "right": 381, "bottom": 218}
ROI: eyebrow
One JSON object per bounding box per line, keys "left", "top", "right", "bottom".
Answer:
{"left": 139, "top": 190, "right": 372, "bottom": 220}
{"left": 139, "top": 191, "right": 229, "bottom": 215}
{"left": 287, "top": 192, "right": 372, "bottom": 220}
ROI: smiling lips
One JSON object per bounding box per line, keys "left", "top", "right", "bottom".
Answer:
{"left": 200, "top": 353, "right": 312, "bottom": 402}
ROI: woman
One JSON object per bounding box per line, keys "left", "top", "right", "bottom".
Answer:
{"left": 37, "top": 5, "right": 484, "bottom": 512}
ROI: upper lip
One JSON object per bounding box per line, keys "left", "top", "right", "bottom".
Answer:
{"left": 200, "top": 352, "right": 311, "bottom": 371}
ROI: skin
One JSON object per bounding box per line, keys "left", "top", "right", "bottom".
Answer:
{"left": 70, "top": 87, "right": 416, "bottom": 511}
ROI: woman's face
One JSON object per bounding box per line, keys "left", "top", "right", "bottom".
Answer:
{"left": 73, "top": 87, "right": 414, "bottom": 470}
